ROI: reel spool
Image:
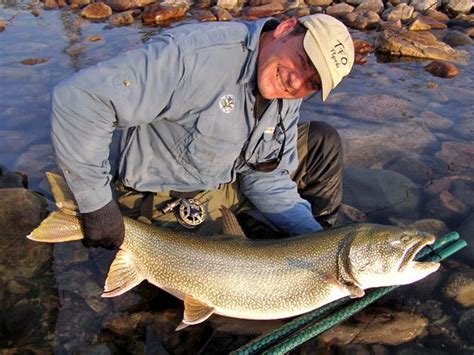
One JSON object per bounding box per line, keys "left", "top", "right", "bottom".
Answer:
{"left": 175, "top": 198, "right": 206, "bottom": 229}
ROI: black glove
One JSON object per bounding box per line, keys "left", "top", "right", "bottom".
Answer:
{"left": 81, "top": 199, "right": 125, "bottom": 250}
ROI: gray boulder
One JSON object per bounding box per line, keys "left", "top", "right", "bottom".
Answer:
{"left": 343, "top": 168, "right": 421, "bottom": 221}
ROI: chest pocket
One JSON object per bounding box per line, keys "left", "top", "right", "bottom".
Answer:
{"left": 173, "top": 101, "right": 249, "bottom": 181}
{"left": 247, "top": 123, "right": 286, "bottom": 166}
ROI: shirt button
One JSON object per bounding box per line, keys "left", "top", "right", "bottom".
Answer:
{"left": 123, "top": 79, "right": 131, "bottom": 87}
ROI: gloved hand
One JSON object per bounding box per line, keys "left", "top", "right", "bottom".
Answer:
{"left": 81, "top": 199, "right": 125, "bottom": 250}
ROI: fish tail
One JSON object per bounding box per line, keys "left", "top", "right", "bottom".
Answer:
{"left": 27, "top": 211, "right": 83, "bottom": 243}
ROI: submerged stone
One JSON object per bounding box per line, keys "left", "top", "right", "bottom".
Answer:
{"left": 20, "top": 57, "right": 49, "bottom": 65}
{"left": 319, "top": 307, "right": 429, "bottom": 346}
{"left": 424, "top": 61, "right": 459, "bottom": 78}
{"left": 443, "top": 269, "right": 474, "bottom": 307}
{"left": 443, "top": 30, "right": 473, "bottom": 47}
{"left": 81, "top": 3, "right": 113, "bottom": 19}
{"left": 436, "top": 142, "right": 474, "bottom": 170}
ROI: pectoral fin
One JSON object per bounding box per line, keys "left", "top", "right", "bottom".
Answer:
{"left": 346, "top": 283, "right": 365, "bottom": 298}
{"left": 220, "top": 206, "right": 246, "bottom": 238}
{"left": 102, "top": 250, "right": 144, "bottom": 298}
{"left": 176, "top": 295, "right": 214, "bottom": 330}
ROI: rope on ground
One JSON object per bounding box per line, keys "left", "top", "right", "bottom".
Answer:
{"left": 232, "top": 231, "right": 466, "bottom": 355}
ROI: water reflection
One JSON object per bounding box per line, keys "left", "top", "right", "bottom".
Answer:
{"left": 0, "top": 3, "right": 473, "bottom": 354}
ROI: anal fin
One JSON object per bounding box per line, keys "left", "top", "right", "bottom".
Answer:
{"left": 176, "top": 295, "right": 214, "bottom": 331}
{"left": 102, "top": 250, "right": 144, "bottom": 298}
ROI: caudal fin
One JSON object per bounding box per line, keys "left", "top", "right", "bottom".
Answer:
{"left": 27, "top": 211, "right": 84, "bottom": 243}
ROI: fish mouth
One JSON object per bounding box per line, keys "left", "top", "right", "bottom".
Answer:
{"left": 398, "top": 235, "right": 436, "bottom": 272}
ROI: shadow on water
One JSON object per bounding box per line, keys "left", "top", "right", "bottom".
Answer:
{"left": 0, "top": 1, "right": 473, "bottom": 353}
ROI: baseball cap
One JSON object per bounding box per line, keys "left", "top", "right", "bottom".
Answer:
{"left": 299, "top": 14, "right": 354, "bottom": 102}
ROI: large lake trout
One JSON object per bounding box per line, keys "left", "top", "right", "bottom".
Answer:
{"left": 28, "top": 173, "right": 440, "bottom": 330}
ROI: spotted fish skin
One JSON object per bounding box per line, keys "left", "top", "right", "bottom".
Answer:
{"left": 27, "top": 173, "right": 440, "bottom": 329}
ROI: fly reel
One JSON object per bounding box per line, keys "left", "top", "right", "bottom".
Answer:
{"left": 174, "top": 198, "right": 206, "bottom": 229}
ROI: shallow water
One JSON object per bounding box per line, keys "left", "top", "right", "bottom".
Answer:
{"left": 1, "top": 1, "right": 473, "bottom": 353}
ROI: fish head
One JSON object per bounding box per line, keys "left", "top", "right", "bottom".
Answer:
{"left": 347, "top": 226, "right": 440, "bottom": 289}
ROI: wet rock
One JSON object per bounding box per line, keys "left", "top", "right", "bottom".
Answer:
{"left": 345, "top": 10, "right": 380, "bottom": 30}
{"left": 375, "top": 29, "right": 470, "bottom": 64}
{"left": 210, "top": 6, "right": 232, "bottom": 20}
{"left": 436, "top": 142, "right": 474, "bottom": 171}
{"left": 6, "top": 279, "right": 34, "bottom": 295}
{"left": 380, "top": 19, "right": 403, "bottom": 30}
{"left": 142, "top": 3, "right": 188, "bottom": 24}
{"left": 0, "top": 166, "right": 25, "bottom": 189}
{"left": 341, "top": 94, "right": 412, "bottom": 123}
{"left": 424, "top": 175, "right": 474, "bottom": 196}
{"left": 465, "top": 27, "right": 474, "bottom": 37}
{"left": 424, "top": 61, "right": 459, "bottom": 78}
{"left": 70, "top": 0, "right": 91, "bottom": 8}
{"left": 306, "top": 0, "right": 332, "bottom": 5}
{"left": 43, "top": 0, "right": 67, "bottom": 9}
{"left": 191, "top": 9, "right": 217, "bottom": 21}
{"left": 343, "top": 168, "right": 421, "bottom": 220}
{"left": 354, "top": 39, "right": 375, "bottom": 54}
{"left": 443, "top": 269, "right": 474, "bottom": 307}
{"left": 458, "top": 309, "right": 474, "bottom": 345}
{"left": 110, "top": 10, "right": 138, "bottom": 26}
{"left": 382, "top": 4, "right": 414, "bottom": 21}
{"left": 425, "top": 9, "right": 449, "bottom": 22}
{"left": 0, "top": 19, "right": 5, "bottom": 32}
{"left": 81, "top": 3, "right": 113, "bottom": 20}
{"left": 384, "top": 155, "right": 434, "bottom": 185}
{"left": 355, "top": 0, "right": 384, "bottom": 13}
{"left": 409, "top": 0, "right": 438, "bottom": 12}
{"left": 286, "top": 6, "right": 311, "bottom": 17}
{"left": 425, "top": 190, "right": 469, "bottom": 225}
{"left": 407, "top": 17, "right": 432, "bottom": 31}
{"left": 319, "top": 307, "right": 429, "bottom": 346}
{"left": 106, "top": 0, "right": 153, "bottom": 11}
{"left": 20, "top": 57, "right": 49, "bottom": 65}
{"left": 446, "top": 0, "right": 472, "bottom": 15}
{"left": 216, "top": 0, "right": 242, "bottom": 10}
{"left": 242, "top": 2, "right": 285, "bottom": 18}
{"left": 0, "top": 189, "right": 50, "bottom": 280}
{"left": 443, "top": 30, "right": 473, "bottom": 47}
{"left": 326, "top": 3, "right": 355, "bottom": 17}
{"left": 420, "top": 110, "right": 454, "bottom": 130}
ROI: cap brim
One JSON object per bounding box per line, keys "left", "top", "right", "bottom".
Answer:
{"left": 303, "top": 32, "right": 333, "bottom": 102}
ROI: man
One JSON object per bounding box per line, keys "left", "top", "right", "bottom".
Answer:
{"left": 50, "top": 14, "right": 354, "bottom": 249}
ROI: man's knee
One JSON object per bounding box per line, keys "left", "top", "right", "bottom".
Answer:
{"left": 306, "top": 121, "right": 342, "bottom": 155}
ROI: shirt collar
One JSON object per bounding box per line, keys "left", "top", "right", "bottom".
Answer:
{"left": 238, "top": 18, "right": 280, "bottom": 85}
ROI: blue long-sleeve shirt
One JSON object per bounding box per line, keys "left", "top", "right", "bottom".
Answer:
{"left": 50, "top": 18, "right": 321, "bottom": 236}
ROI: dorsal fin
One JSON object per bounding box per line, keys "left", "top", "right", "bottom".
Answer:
{"left": 176, "top": 295, "right": 215, "bottom": 331}
{"left": 220, "top": 206, "right": 246, "bottom": 238}
{"left": 46, "top": 172, "right": 78, "bottom": 214}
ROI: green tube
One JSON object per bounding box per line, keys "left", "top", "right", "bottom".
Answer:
{"left": 233, "top": 232, "right": 465, "bottom": 355}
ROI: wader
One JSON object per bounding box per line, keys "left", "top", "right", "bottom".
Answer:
{"left": 117, "top": 121, "right": 342, "bottom": 236}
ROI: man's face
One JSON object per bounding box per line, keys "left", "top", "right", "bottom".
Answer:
{"left": 257, "top": 19, "right": 322, "bottom": 100}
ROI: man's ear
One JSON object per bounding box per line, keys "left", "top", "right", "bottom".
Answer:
{"left": 273, "top": 17, "right": 299, "bottom": 39}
